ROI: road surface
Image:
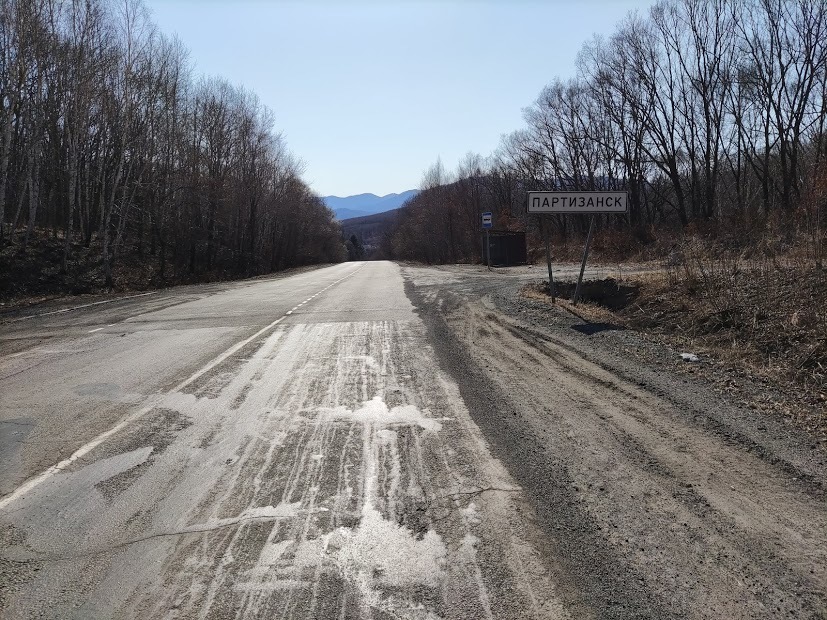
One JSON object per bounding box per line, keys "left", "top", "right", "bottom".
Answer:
{"left": 1, "top": 262, "right": 560, "bottom": 619}
{"left": 1, "top": 261, "right": 825, "bottom": 619}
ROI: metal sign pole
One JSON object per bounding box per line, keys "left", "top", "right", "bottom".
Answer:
{"left": 481, "top": 211, "right": 493, "bottom": 271}
{"left": 486, "top": 229, "right": 491, "bottom": 271}
{"left": 541, "top": 217, "right": 555, "bottom": 302}
{"left": 573, "top": 215, "right": 596, "bottom": 305}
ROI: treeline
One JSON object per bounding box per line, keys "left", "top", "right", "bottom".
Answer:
{"left": 0, "top": 0, "right": 345, "bottom": 291}
{"left": 386, "top": 0, "right": 827, "bottom": 265}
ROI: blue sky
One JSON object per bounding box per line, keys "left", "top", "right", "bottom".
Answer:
{"left": 145, "top": 1, "right": 654, "bottom": 197}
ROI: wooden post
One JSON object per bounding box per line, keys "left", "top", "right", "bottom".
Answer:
{"left": 541, "top": 217, "right": 555, "bottom": 302}
{"left": 573, "top": 215, "right": 596, "bottom": 305}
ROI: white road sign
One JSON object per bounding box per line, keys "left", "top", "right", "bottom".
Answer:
{"left": 482, "top": 212, "right": 493, "bottom": 228}
{"left": 528, "top": 191, "right": 628, "bottom": 214}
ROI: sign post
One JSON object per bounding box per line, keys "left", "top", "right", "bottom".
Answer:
{"left": 541, "top": 217, "right": 555, "bottom": 302}
{"left": 573, "top": 215, "right": 596, "bottom": 304}
{"left": 528, "top": 192, "right": 627, "bottom": 305}
{"left": 482, "top": 212, "right": 493, "bottom": 270}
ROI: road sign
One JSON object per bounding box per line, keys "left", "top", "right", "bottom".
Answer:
{"left": 528, "top": 191, "right": 628, "bottom": 214}
{"left": 482, "top": 212, "right": 493, "bottom": 229}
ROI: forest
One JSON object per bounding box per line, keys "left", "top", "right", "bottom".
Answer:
{"left": 384, "top": 0, "right": 827, "bottom": 267}
{"left": 0, "top": 0, "right": 345, "bottom": 298}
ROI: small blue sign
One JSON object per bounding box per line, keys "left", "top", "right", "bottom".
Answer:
{"left": 482, "top": 212, "right": 493, "bottom": 229}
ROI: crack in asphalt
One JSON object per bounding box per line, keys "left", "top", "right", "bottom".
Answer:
{"left": 0, "top": 513, "right": 300, "bottom": 564}
{"left": 0, "top": 489, "right": 519, "bottom": 566}
{"left": 441, "top": 486, "right": 522, "bottom": 499}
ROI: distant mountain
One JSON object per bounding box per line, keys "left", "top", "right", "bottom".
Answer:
{"left": 333, "top": 208, "right": 371, "bottom": 220}
{"left": 324, "top": 190, "right": 418, "bottom": 220}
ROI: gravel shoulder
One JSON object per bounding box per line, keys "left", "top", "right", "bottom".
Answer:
{"left": 403, "top": 263, "right": 827, "bottom": 619}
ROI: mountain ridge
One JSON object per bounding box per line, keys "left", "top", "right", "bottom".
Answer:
{"left": 323, "top": 190, "right": 418, "bottom": 220}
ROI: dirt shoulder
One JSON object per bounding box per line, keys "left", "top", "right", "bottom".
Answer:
{"left": 403, "top": 263, "right": 827, "bottom": 619}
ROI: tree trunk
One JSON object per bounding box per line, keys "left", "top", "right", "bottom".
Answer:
{"left": 61, "top": 141, "right": 78, "bottom": 273}
{"left": 22, "top": 157, "right": 41, "bottom": 252}
{"left": 0, "top": 94, "right": 16, "bottom": 245}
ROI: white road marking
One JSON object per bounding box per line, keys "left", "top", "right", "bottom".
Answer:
{"left": 88, "top": 328, "right": 104, "bottom": 333}
{"left": 8, "top": 292, "right": 158, "bottom": 322}
{"left": 0, "top": 265, "right": 364, "bottom": 511}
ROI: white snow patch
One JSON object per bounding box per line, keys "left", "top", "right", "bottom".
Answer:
{"left": 376, "top": 429, "right": 397, "bottom": 441}
{"left": 460, "top": 533, "right": 480, "bottom": 556}
{"left": 280, "top": 396, "right": 445, "bottom": 614}
{"left": 331, "top": 501, "right": 447, "bottom": 591}
{"left": 325, "top": 396, "right": 442, "bottom": 432}
{"left": 190, "top": 501, "right": 302, "bottom": 532}
{"left": 292, "top": 538, "right": 329, "bottom": 567}
{"left": 460, "top": 502, "right": 482, "bottom": 526}
{"left": 253, "top": 539, "right": 292, "bottom": 571}
{"left": 243, "top": 502, "right": 302, "bottom": 520}
{"left": 680, "top": 352, "right": 700, "bottom": 362}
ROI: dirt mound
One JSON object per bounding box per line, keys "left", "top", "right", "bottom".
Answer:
{"left": 538, "top": 278, "right": 639, "bottom": 311}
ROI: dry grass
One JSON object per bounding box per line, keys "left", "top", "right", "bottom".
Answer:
{"left": 624, "top": 255, "right": 825, "bottom": 388}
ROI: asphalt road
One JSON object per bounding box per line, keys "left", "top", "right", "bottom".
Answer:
{"left": 1, "top": 261, "right": 825, "bottom": 619}
{"left": 0, "top": 262, "right": 560, "bottom": 619}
